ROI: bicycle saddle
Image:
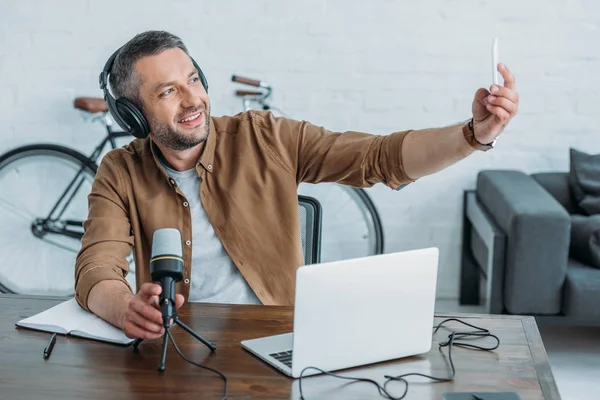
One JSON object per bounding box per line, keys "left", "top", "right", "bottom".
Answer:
{"left": 74, "top": 97, "right": 108, "bottom": 113}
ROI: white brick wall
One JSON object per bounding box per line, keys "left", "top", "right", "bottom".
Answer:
{"left": 1, "top": 0, "right": 599, "bottom": 298}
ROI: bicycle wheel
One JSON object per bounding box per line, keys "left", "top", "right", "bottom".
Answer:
{"left": 297, "top": 182, "right": 384, "bottom": 263}
{"left": 0, "top": 144, "right": 98, "bottom": 296}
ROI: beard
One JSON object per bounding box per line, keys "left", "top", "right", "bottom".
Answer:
{"left": 147, "top": 106, "right": 211, "bottom": 151}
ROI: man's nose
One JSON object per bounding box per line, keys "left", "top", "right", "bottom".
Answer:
{"left": 180, "top": 87, "right": 204, "bottom": 109}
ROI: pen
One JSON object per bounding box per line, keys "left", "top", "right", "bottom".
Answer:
{"left": 43, "top": 333, "right": 57, "bottom": 359}
{"left": 472, "top": 395, "right": 487, "bottom": 400}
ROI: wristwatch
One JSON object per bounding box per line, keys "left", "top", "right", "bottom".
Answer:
{"left": 462, "top": 118, "right": 496, "bottom": 151}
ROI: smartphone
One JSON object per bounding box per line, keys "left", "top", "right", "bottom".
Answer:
{"left": 492, "top": 38, "right": 499, "bottom": 85}
{"left": 443, "top": 392, "right": 521, "bottom": 400}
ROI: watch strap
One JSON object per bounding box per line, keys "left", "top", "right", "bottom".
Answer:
{"left": 462, "top": 119, "right": 494, "bottom": 151}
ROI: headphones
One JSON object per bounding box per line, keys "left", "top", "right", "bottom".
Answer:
{"left": 98, "top": 46, "right": 209, "bottom": 139}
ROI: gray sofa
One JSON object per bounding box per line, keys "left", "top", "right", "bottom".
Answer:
{"left": 460, "top": 169, "right": 600, "bottom": 325}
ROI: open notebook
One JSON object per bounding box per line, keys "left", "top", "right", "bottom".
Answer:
{"left": 16, "top": 298, "right": 135, "bottom": 345}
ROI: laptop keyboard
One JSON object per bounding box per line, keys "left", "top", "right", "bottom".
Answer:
{"left": 269, "top": 350, "right": 293, "bottom": 368}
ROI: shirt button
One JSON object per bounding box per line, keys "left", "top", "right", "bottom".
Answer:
{"left": 186, "top": 240, "right": 191, "bottom": 246}
{"left": 207, "top": 164, "right": 213, "bottom": 171}
{"left": 183, "top": 201, "right": 189, "bottom": 207}
{"left": 184, "top": 279, "right": 190, "bottom": 284}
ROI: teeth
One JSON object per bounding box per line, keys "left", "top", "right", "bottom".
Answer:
{"left": 179, "top": 113, "right": 200, "bottom": 123}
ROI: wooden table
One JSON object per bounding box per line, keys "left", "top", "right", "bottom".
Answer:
{"left": 0, "top": 294, "right": 560, "bottom": 399}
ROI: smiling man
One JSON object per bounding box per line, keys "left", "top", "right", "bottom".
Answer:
{"left": 75, "top": 30, "right": 519, "bottom": 340}
{"left": 142, "top": 54, "right": 209, "bottom": 154}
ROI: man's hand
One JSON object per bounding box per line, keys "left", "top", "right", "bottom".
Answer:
{"left": 472, "top": 63, "right": 519, "bottom": 144}
{"left": 122, "top": 282, "right": 185, "bottom": 339}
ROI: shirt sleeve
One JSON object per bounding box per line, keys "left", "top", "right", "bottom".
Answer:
{"left": 254, "top": 111, "right": 416, "bottom": 190}
{"left": 74, "top": 152, "right": 134, "bottom": 311}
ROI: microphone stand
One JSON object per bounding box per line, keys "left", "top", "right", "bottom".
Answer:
{"left": 132, "top": 299, "right": 216, "bottom": 372}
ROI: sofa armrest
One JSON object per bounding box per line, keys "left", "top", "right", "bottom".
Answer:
{"left": 476, "top": 170, "right": 571, "bottom": 315}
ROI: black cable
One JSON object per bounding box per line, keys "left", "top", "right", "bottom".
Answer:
{"left": 165, "top": 328, "right": 228, "bottom": 400}
{"left": 298, "top": 318, "right": 500, "bottom": 400}
{"left": 299, "top": 366, "right": 409, "bottom": 400}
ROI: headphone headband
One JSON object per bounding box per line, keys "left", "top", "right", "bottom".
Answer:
{"left": 99, "top": 46, "right": 208, "bottom": 139}
{"left": 98, "top": 47, "right": 120, "bottom": 91}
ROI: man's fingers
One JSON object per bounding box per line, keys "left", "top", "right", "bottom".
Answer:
{"left": 129, "top": 298, "right": 163, "bottom": 326}
{"left": 151, "top": 295, "right": 160, "bottom": 310}
{"left": 498, "top": 63, "right": 516, "bottom": 90}
{"left": 139, "top": 283, "right": 161, "bottom": 299}
{"left": 123, "top": 319, "right": 164, "bottom": 340}
{"left": 489, "top": 85, "right": 519, "bottom": 104}
{"left": 474, "top": 87, "right": 490, "bottom": 103}
{"left": 486, "top": 104, "right": 511, "bottom": 124}
{"left": 139, "top": 283, "right": 161, "bottom": 311}
{"left": 175, "top": 294, "right": 185, "bottom": 309}
{"left": 487, "top": 95, "right": 518, "bottom": 116}
{"left": 125, "top": 310, "right": 164, "bottom": 334}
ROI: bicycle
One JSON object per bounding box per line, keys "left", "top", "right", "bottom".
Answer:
{"left": 231, "top": 75, "right": 385, "bottom": 263}
{"left": 0, "top": 98, "right": 135, "bottom": 296}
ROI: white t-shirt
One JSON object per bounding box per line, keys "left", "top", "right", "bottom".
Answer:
{"left": 160, "top": 162, "right": 261, "bottom": 305}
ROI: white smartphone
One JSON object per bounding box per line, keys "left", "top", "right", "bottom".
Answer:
{"left": 492, "top": 38, "right": 499, "bottom": 85}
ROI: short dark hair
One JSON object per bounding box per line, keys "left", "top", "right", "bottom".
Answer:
{"left": 109, "top": 30, "right": 191, "bottom": 107}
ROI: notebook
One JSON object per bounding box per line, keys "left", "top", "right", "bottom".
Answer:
{"left": 16, "top": 298, "right": 135, "bottom": 345}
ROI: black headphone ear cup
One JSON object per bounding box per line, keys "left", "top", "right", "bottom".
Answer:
{"left": 105, "top": 93, "right": 132, "bottom": 135}
{"left": 115, "top": 98, "right": 150, "bottom": 139}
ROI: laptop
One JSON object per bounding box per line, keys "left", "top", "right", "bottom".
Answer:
{"left": 240, "top": 247, "right": 439, "bottom": 378}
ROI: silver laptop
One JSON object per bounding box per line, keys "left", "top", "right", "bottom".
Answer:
{"left": 240, "top": 247, "right": 439, "bottom": 378}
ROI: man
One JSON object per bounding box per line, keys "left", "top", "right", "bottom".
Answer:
{"left": 75, "top": 30, "right": 519, "bottom": 340}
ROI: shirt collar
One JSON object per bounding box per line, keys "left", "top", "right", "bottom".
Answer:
{"left": 149, "top": 116, "right": 216, "bottom": 176}
{"left": 198, "top": 117, "right": 216, "bottom": 173}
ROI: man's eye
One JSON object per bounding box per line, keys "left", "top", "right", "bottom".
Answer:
{"left": 160, "top": 88, "right": 174, "bottom": 97}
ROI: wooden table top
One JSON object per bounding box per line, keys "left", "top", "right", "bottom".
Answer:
{"left": 0, "top": 294, "right": 560, "bottom": 399}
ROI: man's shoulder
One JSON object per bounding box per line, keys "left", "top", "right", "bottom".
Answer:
{"left": 103, "top": 137, "right": 151, "bottom": 163}
{"left": 211, "top": 110, "right": 280, "bottom": 135}
{"left": 98, "top": 137, "right": 151, "bottom": 178}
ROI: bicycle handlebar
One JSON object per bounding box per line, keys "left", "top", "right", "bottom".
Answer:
{"left": 235, "top": 90, "right": 264, "bottom": 97}
{"left": 231, "top": 75, "right": 268, "bottom": 88}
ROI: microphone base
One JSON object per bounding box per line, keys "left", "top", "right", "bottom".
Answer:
{"left": 174, "top": 316, "right": 217, "bottom": 352}
{"left": 158, "top": 332, "right": 169, "bottom": 372}
{"left": 132, "top": 338, "right": 143, "bottom": 350}
{"left": 133, "top": 313, "right": 217, "bottom": 373}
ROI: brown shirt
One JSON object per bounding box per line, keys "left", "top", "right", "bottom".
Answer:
{"left": 74, "top": 110, "right": 415, "bottom": 311}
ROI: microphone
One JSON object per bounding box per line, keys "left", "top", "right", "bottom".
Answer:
{"left": 133, "top": 228, "right": 215, "bottom": 366}
{"left": 150, "top": 228, "right": 184, "bottom": 327}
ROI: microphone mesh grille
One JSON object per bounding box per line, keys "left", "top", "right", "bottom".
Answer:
{"left": 151, "top": 228, "right": 183, "bottom": 258}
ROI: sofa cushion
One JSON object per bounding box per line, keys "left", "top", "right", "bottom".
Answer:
{"left": 531, "top": 172, "right": 582, "bottom": 215}
{"left": 570, "top": 215, "right": 600, "bottom": 269}
{"left": 562, "top": 258, "right": 600, "bottom": 320}
{"left": 568, "top": 148, "right": 600, "bottom": 215}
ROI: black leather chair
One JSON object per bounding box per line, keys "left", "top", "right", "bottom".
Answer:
{"left": 298, "top": 195, "right": 322, "bottom": 265}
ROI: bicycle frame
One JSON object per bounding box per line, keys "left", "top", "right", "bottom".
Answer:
{"left": 240, "top": 95, "right": 289, "bottom": 118}
{"left": 38, "top": 114, "right": 131, "bottom": 240}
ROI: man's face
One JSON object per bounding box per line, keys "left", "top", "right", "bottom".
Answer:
{"left": 135, "top": 48, "right": 210, "bottom": 151}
